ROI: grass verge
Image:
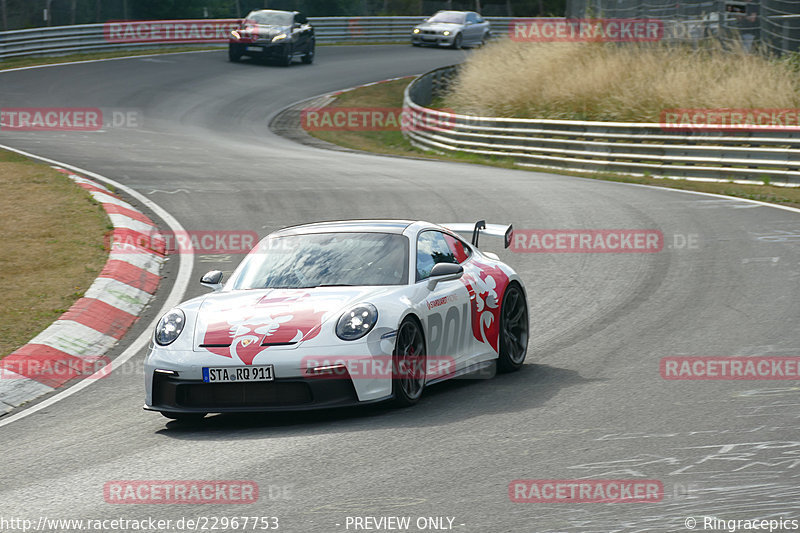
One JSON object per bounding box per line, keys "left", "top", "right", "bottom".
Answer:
{"left": 0, "top": 46, "right": 224, "bottom": 71}
{"left": 0, "top": 149, "right": 110, "bottom": 357}
{"left": 306, "top": 78, "right": 800, "bottom": 209}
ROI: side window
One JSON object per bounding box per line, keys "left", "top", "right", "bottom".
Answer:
{"left": 296, "top": 13, "right": 307, "bottom": 24}
{"left": 466, "top": 12, "right": 477, "bottom": 23}
{"left": 416, "top": 231, "right": 458, "bottom": 281}
{"left": 443, "top": 233, "right": 471, "bottom": 264}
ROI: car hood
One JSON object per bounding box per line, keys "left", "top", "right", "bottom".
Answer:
{"left": 241, "top": 24, "right": 290, "bottom": 39}
{"left": 416, "top": 22, "right": 464, "bottom": 32}
{"left": 192, "top": 287, "right": 383, "bottom": 364}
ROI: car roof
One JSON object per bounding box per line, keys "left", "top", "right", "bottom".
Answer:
{"left": 247, "top": 9, "right": 298, "bottom": 16}
{"left": 272, "top": 219, "right": 416, "bottom": 236}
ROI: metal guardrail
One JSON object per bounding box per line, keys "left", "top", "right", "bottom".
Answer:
{"left": 0, "top": 17, "right": 514, "bottom": 60}
{"left": 403, "top": 65, "right": 800, "bottom": 186}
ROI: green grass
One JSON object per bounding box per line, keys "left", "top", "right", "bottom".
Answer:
{"left": 0, "top": 149, "right": 109, "bottom": 357}
{"left": 0, "top": 46, "right": 225, "bottom": 71}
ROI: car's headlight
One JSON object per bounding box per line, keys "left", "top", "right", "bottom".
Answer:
{"left": 443, "top": 30, "right": 451, "bottom": 36}
{"left": 336, "top": 304, "right": 378, "bottom": 341}
{"left": 272, "top": 33, "right": 288, "bottom": 42}
{"left": 231, "top": 30, "right": 241, "bottom": 39}
{"left": 155, "top": 309, "right": 185, "bottom": 346}
{"left": 413, "top": 28, "right": 420, "bottom": 34}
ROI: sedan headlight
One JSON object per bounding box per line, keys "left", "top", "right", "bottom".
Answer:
{"left": 443, "top": 30, "right": 451, "bottom": 36}
{"left": 272, "top": 33, "right": 288, "bottom": 42}
{"left": 231, "top": 30, "right": 241, "bottom": 39}
{"left": 413, "top": 28, "right": 420, "bottom": 34}
{"left": 155, "top": 309, "right": 185, "bottom": 346}
{"left": 336, "top": 304, "right": 378, "bottom": 341}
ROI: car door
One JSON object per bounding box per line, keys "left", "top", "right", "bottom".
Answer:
{"left": 464, "top": 12, "right": 481, "bottom": 44}
{"left": 294, "top": 12, "right": 312, "bottom": 52}
{"left": 415, "top": 230, "right": 473, "bottom": 372}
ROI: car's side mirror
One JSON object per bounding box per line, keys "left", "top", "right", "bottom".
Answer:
{"left": 426, "top": 262, "right": 463, "bottom": 290}
{"left": 200, "top": 270, "right": 224, "bottom": 291}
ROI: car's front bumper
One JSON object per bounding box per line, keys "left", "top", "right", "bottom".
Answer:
{"left": 230, "top": 40, "right": 291, "bottom": 57}
{"left": 144, "top": 331, "right": 398, "bottom": 413}
{"left": 411, "top": 34, "right": 455, "bottom": 46}
{"left": 145, "top": 371, "right": 390, "bottom": 413}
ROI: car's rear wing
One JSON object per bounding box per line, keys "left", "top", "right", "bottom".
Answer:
{"left": 440, "top": 220, "right": 513, "bottom": 249}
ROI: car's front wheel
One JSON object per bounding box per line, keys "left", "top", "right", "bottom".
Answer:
{"left": 392, "top": 317, "right": 426, "bottom": 406}
{"left": 302, "top": 40, "right": 315, "bottom": 64}
{"left": 451, "top": 33, "right": 463, "bottom": 49}
{"left": 228, "top": 43, "right": 243, "bottom": 62}
{"left": 497, "top": 282, "right": 528, "bottom": 372}
{"left": 161, "top": 411, "right": 207, "bottom": 422}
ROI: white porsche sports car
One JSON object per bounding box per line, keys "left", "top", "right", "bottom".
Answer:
{"left": 144, "top": 220, "right": 528, "bottom": 421}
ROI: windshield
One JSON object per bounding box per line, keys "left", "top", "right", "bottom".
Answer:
{"left": 427, "top": 12, "right": 466, "bottom": 24}
{"left": 229, "top": 232, "right": 409, "bottom": 289}
{"left": 245, "top": 11, "right": 293, "bottom": 26}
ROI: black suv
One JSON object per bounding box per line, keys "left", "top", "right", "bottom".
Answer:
{"left": 229, "top": 10, "right": 315, "bottom": 66}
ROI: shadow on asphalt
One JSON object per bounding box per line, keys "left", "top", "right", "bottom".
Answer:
{"left": 155, "top": 363, "right": 601, "bottom": 439}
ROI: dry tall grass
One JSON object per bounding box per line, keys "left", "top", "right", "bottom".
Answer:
{"left": 443, "top": 40, "right": 800, "bottom": 122}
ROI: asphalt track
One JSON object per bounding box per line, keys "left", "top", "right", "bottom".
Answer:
{"left": 1, "top": 45, "right": 799, "bottom": 533}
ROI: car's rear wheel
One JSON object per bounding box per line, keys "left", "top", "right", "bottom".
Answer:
{"left": 161, "top": 411, "right": 206, "bottom": 422}
{"left": 497, "top": 282, "right": 528, "bottom": 372}
{"left": 451, "top": 33, "right": 463, "bottom": 49}
{"left": 302, "top": 40, "right": 315, "bottom": 64}
{"left": 392, "top": 317, "right": 426, "bottom": 406}
{"left": 281, "top": 44, "right": 293, "bottom": 66}
{"left": 228, "top": 44, "right": 243, "bottom": 62}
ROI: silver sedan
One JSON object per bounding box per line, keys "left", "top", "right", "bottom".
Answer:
{"left": 411, "top": 11, "right": 491, "bottom": 49}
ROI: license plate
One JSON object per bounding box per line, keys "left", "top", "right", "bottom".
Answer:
{"left": 246, "top": 46, "right": 262, "bottom": 52}
{"left": 202, "top": 365, "right": 274, "bottom": 383}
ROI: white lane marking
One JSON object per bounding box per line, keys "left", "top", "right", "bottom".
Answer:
{"left": 0, "top": 144, "right": 193, "bottom": 428}
{"left": 0, "top": 49, "right": 221, "bottom": 74}
{"left": 618, "top": 181, "right": 800, "bottom": 215}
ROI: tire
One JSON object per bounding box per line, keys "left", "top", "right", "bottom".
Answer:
{"left": 480, "top": 31, "right": 491, "bottom": 46}
{"left": 497, "top": 282, "right": 528, "bottom": 373}
{"left": 412, "top": 42, "right": 421, "bottom": 47}
{"left": 302, "top": 40, "right": 315, "bottom": 64}
{"left": 281, "top": 44, "right": 293, "bottom": 66}
{"left": 228, "top": 44, "right": 243, "bottom": 62}
{"left": 392, "top": 317, "right": 426, "bottom": 406}
{"left": 451, "top": 33, "right": 463, "bottom": 49}
{"left": 161, "top": 411, "right": 206, "bottom": 422}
